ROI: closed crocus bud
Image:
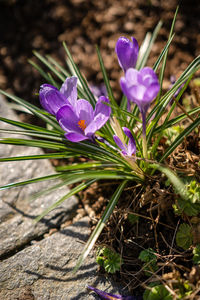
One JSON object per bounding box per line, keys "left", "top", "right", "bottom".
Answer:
{"left": 113, "top": 127, "right": 136, "bottom": 157}
{"left": 115, "top": 37, "right": 139, "bottom": 72}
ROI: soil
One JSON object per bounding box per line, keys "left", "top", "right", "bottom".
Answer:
{"left": 0, "top": 0, "right": 200, "bottom": 103}
{"left": 0, "top": 0, "right": 200, "bottom": 298}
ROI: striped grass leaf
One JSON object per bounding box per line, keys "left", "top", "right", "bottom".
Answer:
{"left": 28, "top": 59, "right": 60, "bottom": 88}
{"left": 146, "top": 56, "right": 200, "bottom": 144}
{"left": 0, "top": 90, "right": 63, "bottom": 132}
{"left": 56, "top": 161, "right": 121, "bottom": 172}
{"left": 0, "top": 168, "right": 139, "bottom": 192}
{"left": 0, "top": 116, "right": 61, "bottom": 134}
{"left": 136, "top": 20, "right": 162, "bottom": 70}
{"left": 149, "top": 76, "right": 192, "bottom": 154}
{"left": 153, "top": 34, "right": 175, "bottom": 72}
{"left": 46, "top": 55, "right": 89, "bottom": 100}
{"left": 0, "top": 137, "right": 118, "bottom": 163}
{"left": 73, "top": 180, "right": 128, "bottom": 272}
{"left": 147, "top": 54, "right": 200, "bottom": 125}
{"left": 33, "top": 50, "right": 66, "bottom": 82}
{"left": 0, "top": 152, "right": 76, "bottom": 162}
{"left": 157, "top": 7, "right": 179, "bottom": 102}
{"left": 96, "top": 46, "right": 118, "bottom": 109}
{"left": 159, "top": 116, "right": 200, "bottom": 163}
{"left": 35, "top": 179, "right": 96, "bottom": 222}
{"left": 46, "top": 55, "right": 71, "bottom": 78}
{"left": 0, "top": 129, "right": 64, "bottom": 142}
{"left": 0, "top": 138, "right": 68, "bottom": 151}
{"left": 63, "top": 42, "right": 97, "bottom": 107}
{"left": 0, "top": 173, "right": 63, "bottom": 191}
{"left": 154, "top": 106, "right": 200, "bottom": 134}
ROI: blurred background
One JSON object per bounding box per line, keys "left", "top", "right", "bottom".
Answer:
{"left": 0, "top": 0, "right": 199, "bottom": 106}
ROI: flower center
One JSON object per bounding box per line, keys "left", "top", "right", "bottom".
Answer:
{"left": 78, "top": 119, "right": 87, "bottom": 131}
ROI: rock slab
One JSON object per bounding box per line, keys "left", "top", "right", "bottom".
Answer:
{"left": 0, "top": 96, "right": 126, "bottom": 299}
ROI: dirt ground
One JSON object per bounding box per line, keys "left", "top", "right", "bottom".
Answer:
{"left": 0, "top": 0, "right": 200, "bottom": 104}
{"left": 0, "top": 0, "right": 200, "bottom": 297}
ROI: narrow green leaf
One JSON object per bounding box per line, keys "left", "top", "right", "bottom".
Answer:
{"left": 153, "top": 34, "right": 175, "bottom": 71}
{"left": 149, "top": 76, "right": 191, "bottom": 153}
{"left": 63, "top": 42, "right": 97, "bottom": 106}
{"left": 46, "top": 55, "right": 70, "bottom": 78}
{"left": 0, "top": 173, "right": 62, "bottom": 191}
{"left": 147, "top": 54, "right": 200, "bottom": 124}
{"left": 136, "top": 20, "right": 162, "bottom": 70}
{"left": 28, "top": 59, "right": 56, "bottom": 83}
{"left": 74, "top": 180, "right": 127, "bottom": 272}
{"left": 56, "top": 161, "right": 120, "bottom": 171}
{"left": 96, "top": 46, "right": 117, "bottom": 108}
{"left": 0, "top": 152, "right": 75, "bottom": 162}
{"left": 0, "top": 138, "right": 67, "bottom": 150}
{"left": 0, "top": 90, "right": 63, "bottom": 132}
{"left": 154, "top": 106, "right": 200, "bottom": 134}
{"left": 157, "top": 7, "right": 179, "bottom": 102}
{"left": 159, "top": 116, "right": 200, "bottom": 162}
{"left": 35, "top": 179, "right": 96, "bottom": 222}
{"left": 0, "top": 116, "right": 61, "bottom": 134}
{"left": 33, "top": 50, "right": 66, "bottom": 82}
{"left": 0, "top": 129, "right": 64, "bottom": 142}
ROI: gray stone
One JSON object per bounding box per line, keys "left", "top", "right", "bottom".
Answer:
{"left": 0, "top": 217, "right": 124, "bottom": 300}
{"left": 0, "top": 96, "right": 127, "bottom": 299}
{"left": 0, "top": 96, "right": 78, "bottom": 258}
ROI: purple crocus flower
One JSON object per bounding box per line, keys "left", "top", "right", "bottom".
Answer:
{"left": 87, "top": 286, "right": 141, "bottom": 300}
{"left": 39, "top": 76, "right": 77, "bottom": 115}
{"left": 120, "top": 67, "right": 160, "bottom": 118}
{"left": 56, "top": 96, "right": 111, "bottom": 142}
{"left": 115, "top": 37, "right": 139, "bottom": 72}
{"left": 120, "top": 67, "right": 159, "bottom": 158}
{"left": 113, "top": 127, "right": 136, "bottom": 156}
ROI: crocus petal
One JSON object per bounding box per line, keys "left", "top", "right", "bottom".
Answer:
{"left": 122, "top": 127, "right": 136, "bottom": 156}
{"left": 128, "top": 85, "right": 146, "bottom": 102}
{"left": 84, "top": 119, "right": 98, "bottom": 136}
{"left": 87, "top": 286, "right": 140, "bottom": 300}
{"left": 39, "top": 84, "right": 68, "bottom": 115}
{"left": 115, "top": 37, "right": 139, "bottom": 72}
{"left": 94, "top": 96, "right": 111, "bottom": 118}
{"left": 75, "top": 99, "right": 94, "bottom": 125}
{"left": 113, "top": 135, "right": 127, "bottom": 154}
{"left": 125, "top": 68, "right": 139, "bottom": 87}
{"left": 56, "top": 105, "right": 82, "bottom": 134}
{"left": 140, "top": 67, "right": 158, "bottom": 85}
{"left": 120, "top": 77, "right": 129, "bottom": 98}
{"left": 85, "top": 96, "right": 111, "bottom": 136}
{"left": 60, "top": 76, "right": 77, "bottom": 106}
{"left": 92, "top": 96, "right": 111, "bottom": 129}
{"left": 120, "top": 67, "right": 160, "bottom": 114}
{"left": 144, "top": 83, "right": 160, "bottom": 101}
{"left": 64, "top": 132, "right": 88, "bottom": 142}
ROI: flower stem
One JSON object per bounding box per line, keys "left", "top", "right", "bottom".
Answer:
{"left": 142, "top": 112, "right": 148, "bottom": 159}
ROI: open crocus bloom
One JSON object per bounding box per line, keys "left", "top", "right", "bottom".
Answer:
{"left": 113, "top": 127, "right": 136, "bottom": 156}
{"left": 115, "top": 37, "right": 139, "bottom": 72}
{"left": 87, "top": 285, "right": 141, "bottom": 300}
{"left": 39, "top": 76, "right": 77, "bottom": 115}
{"left": 56, "top": 96, "right": 111, "bottom": 142}
{"left": 120, "top": 67, "right": 160, "bottom": 117}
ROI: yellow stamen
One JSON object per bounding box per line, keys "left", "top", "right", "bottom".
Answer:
{"left": 78, "top": 119, "right": 86, "bottom": 131}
